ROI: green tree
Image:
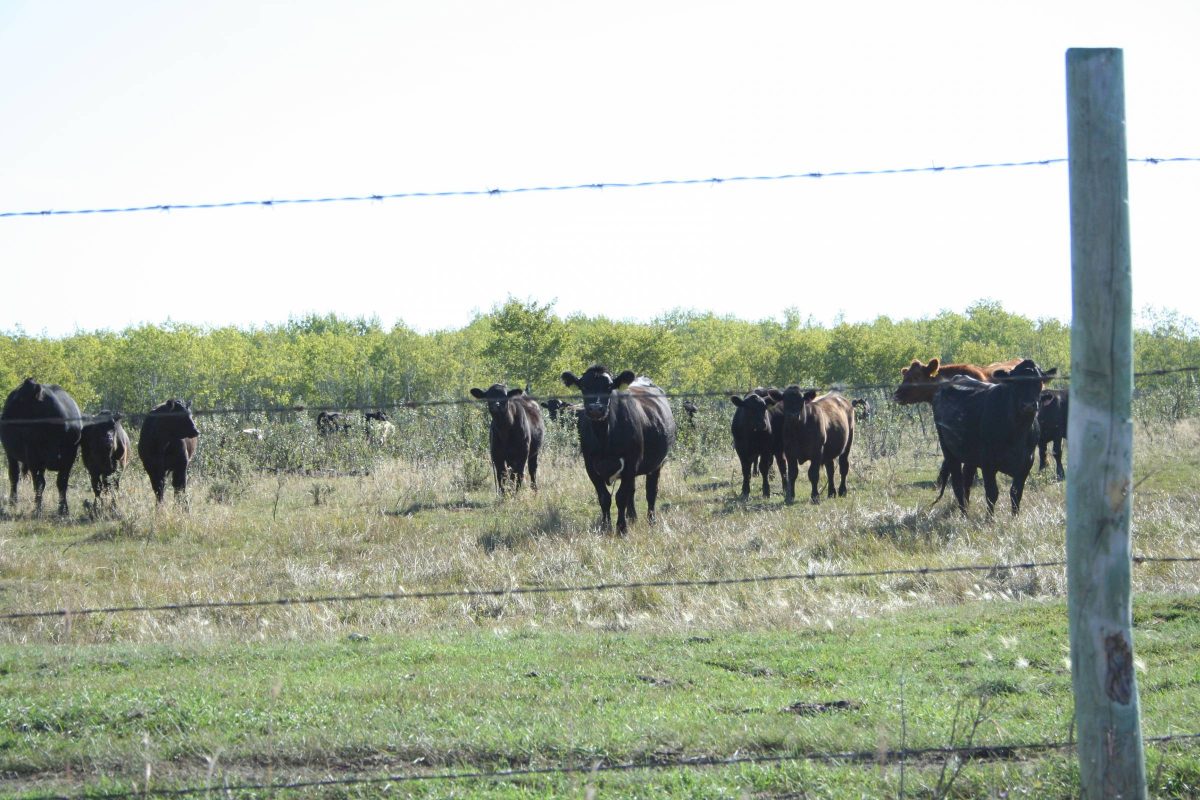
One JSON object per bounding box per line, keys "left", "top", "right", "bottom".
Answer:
{"left": 482, "top": 297, "right": 569, "bottom": 391}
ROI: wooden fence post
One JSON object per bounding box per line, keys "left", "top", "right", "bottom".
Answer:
{"left": 1066, "top": 47, "right": 1146, "bottom": 799}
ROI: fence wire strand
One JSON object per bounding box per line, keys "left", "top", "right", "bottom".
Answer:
{"left": 3, "top": 156, "right": 1198, "bottom": 220}
{"left": 1, "top": 364, "right": 1197, "bottom": 426}
{"left": 4, "top": 556, "right": 1198, "bottom": 622}
{"left": 16, "top": 732, "right": 1200, "bottom": 800}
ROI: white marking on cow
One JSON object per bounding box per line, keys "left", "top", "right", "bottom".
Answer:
{"left": 606, "top": 458, "right": 624, "bottom": 485}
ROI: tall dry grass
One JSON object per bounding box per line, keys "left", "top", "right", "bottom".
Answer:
{"left": 2, "top": 393, "right": 1198, "bottom": 645}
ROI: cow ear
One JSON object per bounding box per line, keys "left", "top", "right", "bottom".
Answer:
{"left": 993, "top": 369, "right": 1010, "bottom": 380}
{"left": 768, "top": 388, "right": 784, "bottom": 402}
{"left": 507, "top": 388, "right": 523, "bottom": 398}
{"left": 561, "top": 371, "right": 578, "bottom": 388}
{"left": 540, "top": 401, "right": 550, "bottom": 409}
{"left": 926, "top": 358, "right": 940, "bottom": 377}
{"left": 615, "top": 370, "right": 636, "bottom": 389}
{"left": 469, "top": 388, "right": 486, "bottom": 399}
{"left": 764, "top": 397, "right": 777, "bottom": 407}
{"left": 1043, "top": 367, "right": 1058, "bottom": 378}
{"left": 113, "top": 412, "right": 122, "bottom": 422}
{"left": 803, "top": 389, "right": 817, "bottom": 401}
{"left": 730, "top": 395, "right": 743, "bottom": 406}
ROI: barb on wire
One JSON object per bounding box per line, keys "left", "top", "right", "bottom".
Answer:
{"left": 17, "top": 733, "right": 1200, "bottom": 800}
{"left": 3, "top": 556, "right": 1196, "bottom": 623}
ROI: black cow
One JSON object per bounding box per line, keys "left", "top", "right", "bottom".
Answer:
{"left": 1037, "top": 389, "right": 1069, "bottom": 480}
{"left": 730, "top": 388, "right": 783, "bottom": 499}
{"left": 562, "top": 366, "right": 676, "bottom": 533}
{"left": 932, "top": 359, "right": 1049, "bottom": 515}
{"left": 81, "top": 410, "right": 130, "bottom": 505}
{"left": 682, "top": 400, "right": 699, "bottom": 427}
{"left": 851, "top": 398, "right": 873, "bottom": 422}
{"left": 316, "top": 411, "right": 350, "bottom": 435}
{"left": 777, "top": 387, "right": 854, "bottom": 505}
{"left": 1, "top": 378, "right": 83, "bottom": 514}
{"left": 469, "top": 384, "right": 544, "bottom": 495}
{"left": 138, "top": 399, "right": 200, "bottom": 503}
{"left": 540, "top": 398, "right": 576, "bottom": 424}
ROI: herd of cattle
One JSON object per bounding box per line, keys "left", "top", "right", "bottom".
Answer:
{"left": 0, "top": 358, "right": 1069, "bottom": 528}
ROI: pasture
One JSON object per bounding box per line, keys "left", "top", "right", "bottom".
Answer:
{"left": 3, "top": 389, "right": 1200, "bottom": 798}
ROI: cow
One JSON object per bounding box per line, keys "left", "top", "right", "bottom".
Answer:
{"left": 931, "top": 359, "right": 1050, "bottom": 515}
{"left": 540, "top": 398, "right": 575, "bottom": 423}
{"left": 470, "top": 384, "right": 544, "bottom": 495}
{"left": 851, "top": 398, "right": 873, "bottom": 422}
{"left": 1037, "top": 388, "right": 1069, "bottom": 480}
{"left": 80, "top": 410, "right": 130, "bottom": 506}
{"left": 138, "top": 399, "right": 200, "bottom": 504}
{"left": 1, "top": 378, "right": 83, "bottom": 514}
{"left": 777, "top": 387, "right": 854, "bottom": 505}
{"left": 363, "top": 410, "right": 394, "bottom": 443}
{"left": 561, "top": 366, "right": 676, "bottom": 533}
{"left": 316, "top": 411, "right": 349, "bottom": 435}
{"left": 894, "top": 357, "right": 1056, "bottom": 405}
{"left": 730, "top": 389, "right": 783, "bottom": 498}
{"left": 682, "top": 400, "right": 699, "bottom": 427}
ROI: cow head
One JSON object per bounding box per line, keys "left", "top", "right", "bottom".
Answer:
{"left": 470, "top": 384, "right": 524, "bottom": 424}
{"left": 561, "top": 366, "right": 636, "bottom": 421}
{"left": 15, "top": 377, "right": 46, "bottom": 403}
{"left": 892, "top": 359, "right": 941, "bottom": 405}
{"left": 780, "top": 385, "right": 818, "bottom": 421}
{"left": 730, "top": 390, "right": 778, "bottom": 433}
{"left": 993, "top": 359, "right": 1048, "bottom": 421}
{"left": 85, "top": 410, "right": 122, "bottom": 465}
{"left": 156, "top": 399, "right": 200, "bottom": 439}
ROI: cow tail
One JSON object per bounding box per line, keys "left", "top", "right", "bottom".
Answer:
{"left": 929, "top": 460, "right": 952, "bottom": 508}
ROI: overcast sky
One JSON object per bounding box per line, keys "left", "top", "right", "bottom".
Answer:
{"left": 2, "top": 1, "right": 1197, "bottom": 337}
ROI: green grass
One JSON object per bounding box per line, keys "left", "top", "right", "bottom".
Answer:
{"left": 2, "top": 598, "right": 1199, "bottom": 797}
{"left": 2, "top": 405, "right": 1199, "bottom": 796}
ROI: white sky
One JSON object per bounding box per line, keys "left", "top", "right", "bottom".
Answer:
{"left": 2, "top": 1, "right": 1197, "bottom": 337}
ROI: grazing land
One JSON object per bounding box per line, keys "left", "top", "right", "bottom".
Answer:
{"left": 2, "top": 396, "right": 1199, "bottom": 798}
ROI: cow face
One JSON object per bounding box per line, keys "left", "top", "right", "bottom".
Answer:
{"left": 780, "top": 386, "right": 818, "bottom": 421}
{"left": 994, "top": 359, "right": 1047, "bottom": 420}
{"left": 892, "top": 359, "right": 940, "bottom": 404}
{"left": 562, "top": 367, "right": 636, "bottom": 421}
{"left": 470, "top": 384, "right": 524, "bottom": 422}
{"left": 731, "top": 391, "right": 776, "bottom": 432}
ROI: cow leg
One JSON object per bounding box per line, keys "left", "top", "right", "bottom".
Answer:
{"left": 510, "top": 456, "right": 526, "bottom": 494}
{"left": 982, "top": 470, "right": 1001, "bottom": 515}
{"left": 587, "top": 469, "right": 612, "bottom": 531}
{"left": 614, "top": 474, "right": 637, "bottom": 534}
{"left": 784, "top": 455, "right": 799, "bottom": 505}
{"left": 949, "top": 462, "right": 968, "bottom": 515}
{"left": 625, "top": 480, "right": 638, "bottom": 523}
{"left": 738, "top": 452, "right": 752, "bottom": 499}
{"left": 1037, "top": 441, "right": 1049, "bottom": 472}
{"left": 31, "top": 469, "right": 47, "bottom": 514}
{"left": 491, "top": 456, "right": 506, "bottom": 496}
{"left": 57, "top": 448, "right": 77, "bottom": 515}
{"left": 808, "top": 460, "right": 822, "bottom": 504}
{"left": 6, "top": 455, "right": 19, "bottom": 506}
{"left": 758, "top": 452, "right": 772, "bottom": 497}
{"left": 527, "top": 449, "right": 539, "bottom": 492}
{"left": 645, "top": 469, "right": 661, "bottom": 524}
{"left": 837, "top": 449, "right": 850, "bottom": 497}
{"left": 824, "top": 458, "right": 836, "bottom": 499}
{"left": 90, "top": 471, "right": 104, "bottom": 501}
{"left": 172, "top": 467, "right": 189, "bottom": 504}
{"left": 149, "top": 469, "right": 167, "bottom": 504}
{"left": 1053, "top": 438, "right": 1065, "bottom": 481}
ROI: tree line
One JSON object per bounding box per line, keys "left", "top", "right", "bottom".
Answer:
{"left": 2, "top": 299, "right": 1197, "bottom": 414}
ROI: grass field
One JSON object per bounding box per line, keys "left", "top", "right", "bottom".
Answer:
{"left": 2, "top": 396, "right": 1199, "bottom": 797}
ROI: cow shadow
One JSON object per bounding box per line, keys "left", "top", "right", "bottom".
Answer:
{"left": 868, "top": 503, "right": 965, "bottom": 546}
{"left": 477, "top": 506, "right": 573, "bottom": 553}
{"left": 388, "top": 499, "right": 491, "bottom": 517}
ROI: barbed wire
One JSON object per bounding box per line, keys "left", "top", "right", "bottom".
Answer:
{"left": 1, "top": 364, "right": 1196, "bottom": 426}
{"left": 17, "top": 732, "right": 1200, "bottom": 800}
{"left": 4, "top": 555, "right": 1198, "bottom": 622}
{"left": 2, "top": 156, "right": 1197, "bottom": 221}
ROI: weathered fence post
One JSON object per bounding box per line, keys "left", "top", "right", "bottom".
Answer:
{"left": 1066, "top": 47, "right": 1146, "bottom": 799}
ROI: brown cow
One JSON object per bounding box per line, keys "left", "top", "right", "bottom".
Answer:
{"left": 893, "top": 357, "right": 1055, "bottom": 405}
{"left": 81, "top": 410, "right": 130, "bottom": 505}
{"left": 778, "top": 387, "right": 854, "bottom": 505}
